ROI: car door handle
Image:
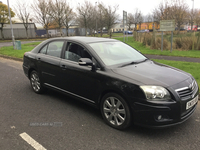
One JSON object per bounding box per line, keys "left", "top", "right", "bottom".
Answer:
{"left": 37, "top": 58, "right": 41, "bottom": 60}
{"left": 61, "top": 64, "right": 67, "bottom": 70}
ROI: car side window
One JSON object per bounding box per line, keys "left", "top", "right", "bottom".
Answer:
{"left": 65, "top": 42, "right": 91, "bottom": 62}
{"left": 39, "top": 45, "right": 47, "bottom": 54}
{"left": 46, "top": 41, "right": 64, "bottom": 58}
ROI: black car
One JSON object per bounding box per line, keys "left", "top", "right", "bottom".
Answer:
{"left": 23, "top": 37, "right": 199, "bottom": 130}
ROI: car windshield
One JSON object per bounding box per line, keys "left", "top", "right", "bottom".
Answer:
{"left": 89, "top": 42, "right": 146, "bottom": 66}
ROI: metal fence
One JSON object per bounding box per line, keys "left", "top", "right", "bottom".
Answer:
{"left": 0, "top": 28, "right": 36, "bottom": 39}
{"left": 0, "top": 27, "right": 90, "bottom": 39}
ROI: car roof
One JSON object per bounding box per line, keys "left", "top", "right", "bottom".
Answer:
{"left": 46, "top": 36, "right": 118, "bottom": 44}
{"left": 31, "top": 36, "right": 120, "bottom": 54}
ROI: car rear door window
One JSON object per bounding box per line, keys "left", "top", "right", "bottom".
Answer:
{"left": 46, "top": 41, "right": 64, "bottom": 58}
{"left": 39, "top": 45, "right": 47, "bottom": 54}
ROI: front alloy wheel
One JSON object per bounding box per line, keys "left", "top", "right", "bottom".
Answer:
{"left": 101, "top": 93, "right": 131, "bottom": 130}
{"left": 30, "top": 71, "right": 44, "bottom": 94}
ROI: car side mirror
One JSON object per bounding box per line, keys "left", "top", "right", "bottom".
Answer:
{"left": 78, "top": 58, "right": 96, "bottom": 71}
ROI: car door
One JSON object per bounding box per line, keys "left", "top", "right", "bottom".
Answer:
{"left": 59, "top": 42, "right": 101, "bottom": 103}
{"left": 36, "top": 40, "right": 65, "bottom": 87}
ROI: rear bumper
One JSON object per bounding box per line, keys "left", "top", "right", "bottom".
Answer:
{"left": 23, "top": 64, "right": 29, "bottom": 78}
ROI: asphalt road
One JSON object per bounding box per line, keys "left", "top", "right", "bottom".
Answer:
{"left": 0, "top": 58, "right": 200, "bottom": 150}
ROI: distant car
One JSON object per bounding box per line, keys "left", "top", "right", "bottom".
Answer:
{"left": 137, "top": 29, "right": 149, "bottom": 33}
{"left": 124, "top": 31, "right": 133, "bottom": 34}
{"left": 23, "top": 37, "right": 199, "bottom": 130}
{"left": 187, "top": 25, "right": 198, "bottom": 32}
{"left": 175, "top": 27, "right": 186, "bottom": 31}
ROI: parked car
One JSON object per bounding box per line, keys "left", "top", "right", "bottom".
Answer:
{"left": 137, "top": 29, "right": 149, "bottom": 33}
{"left": 23, "top": 37, "right": 199, "bottom": 130}
{"left": 124, "top": 31, "right": 133, "bottom": 34}
{"left": 187, "top": 25, "right": 198, "bottom": 31}
{"left": 175, "top": 27, "right": 186, "bottom": 31}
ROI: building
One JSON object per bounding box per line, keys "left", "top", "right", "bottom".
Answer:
{"left": 111, "top": 24, "right": 135, "bottom": 32}
{"left": 0, "top": 23, "right": 36, "bottom": 39}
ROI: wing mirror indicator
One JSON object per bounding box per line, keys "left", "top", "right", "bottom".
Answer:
{"left": 79, "top": 58, "right": 96, "bottom": 71}
{"left": 79, "top": 58, "right": 93, "bottom": 66}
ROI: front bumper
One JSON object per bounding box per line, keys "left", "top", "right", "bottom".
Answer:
{"left": 131, "top": 78, "right": 199, "bottom": 128}
{"left": 132, "top": 98, "right": 198, "bottom": 128}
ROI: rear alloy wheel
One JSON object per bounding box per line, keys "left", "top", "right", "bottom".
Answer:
{"left": 30, "top": 70, "right": 44, "bottom": 94}
{"left": 101, "top": 93, "right": 132, "bottom": 130}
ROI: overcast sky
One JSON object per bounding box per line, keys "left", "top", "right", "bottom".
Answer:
{"left": 1, "top": 0, "right": 200, "bottom": 27}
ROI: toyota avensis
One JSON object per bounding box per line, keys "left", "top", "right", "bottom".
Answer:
{"left": 23, "top": 37, "right": 199, "bottom": 130}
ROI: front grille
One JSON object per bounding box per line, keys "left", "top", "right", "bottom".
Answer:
{"left": 175, "top": 81, "right": 198, "bottom": 100}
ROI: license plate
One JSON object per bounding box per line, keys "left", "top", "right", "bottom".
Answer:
{"left": 186, "top": 95, "right": 198, "bottom": 110}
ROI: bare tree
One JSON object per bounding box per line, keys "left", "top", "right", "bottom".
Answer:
{"left": 144, "top": 14, "right": 153, "bottom": 30}
{"left": 97, "top": 2, "right": 107, "bottom": 37}
{"left": 127, "top": 13, "right": 134, "bottom": 30}
{"left": 132, "top": 8, "right": 143, "bottom": 31}
{"left": 101, "top": 4, "right": 119, "bottom": 38}
{"left": 195, "top": 9, "right": 200, "bottom": 49}
{"left": 153, "top": 0, "right": 189, "bottom": 33}
{"left": 87, "top": 6, "right": 97, "bottom": 36}
{"left": 31, "top": 0, "right": 52, "bottom": 38}
{"left": 170, "top": 0, "right": 189, "bottom": 33}
{"left": 14, "top": 1, "right": 31, "bottom": 39}
{"left": 49, "top": 0, "right": 66, "bottom": 36}
{"left": 188, "top": 8, "right": 199, "bottom": 31}
{"left": 153, "top": 0, "right": 171, "bottom": 25}
{"left": 194, "top": 9, "right": 200, "bottom": 26}
{"left": 63, "top": 4, "right": 76, "bottom": 36}
{"left": 76, "top": 1, "right": 93, "bottom": 36}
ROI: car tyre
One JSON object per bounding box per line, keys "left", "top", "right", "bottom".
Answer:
{"left": 100, "top": 93, "right": 132, "bottom": 130}
{"left": 30, "top": 70, "right": 45, "bottom": 94}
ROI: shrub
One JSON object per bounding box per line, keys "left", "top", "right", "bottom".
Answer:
{"left": 181, "top": 37, "right": 196, "bottom": 50}
{"left": 142, "top": 33, "right": 152, "bottom": 46}
{"left": 175, "top": 38, "right": 182, "bottom": 49}
{"left": 155, "top": 37, "right": 169, "bottom": 50}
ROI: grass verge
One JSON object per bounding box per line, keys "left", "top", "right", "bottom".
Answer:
{"left": 0, "top": 38, "right": 46, "bottom": 43}
{"left": 114, "top": 37, "right": 200, "bottom": 58}
{"left": 0, "top": 42, "right": 41, "bottom": 58}
{"left": 153, "top": 59, "right": 200, "bottom": 86}
{"left": 1, "top": 36, "right": 200, "bottom": 60}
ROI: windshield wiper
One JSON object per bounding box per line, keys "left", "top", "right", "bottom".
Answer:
{"left": 138, "top": 58, "right": 148, "bottom": 63}
{"left": 119, "top": 61, "right": 137, "bottom": 68}
{"left": 119, "top": 58, "right": 148, "bottom": 68}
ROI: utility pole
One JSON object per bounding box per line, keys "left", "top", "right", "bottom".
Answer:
{"left": 191, "top": 0, "right": 194, "bottom": 31}
{"left": 95, "top": 2, "right": 98, "bottom": 37}
{"left": 192, "top": 0, "right": 195, "bottom": 50}
{"left": 7, "top": 0, "right": 15, "bottom": 49}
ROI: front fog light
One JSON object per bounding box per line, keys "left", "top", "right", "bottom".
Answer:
{"left": 157, "top": 115, "right": 162, "bottom": 120}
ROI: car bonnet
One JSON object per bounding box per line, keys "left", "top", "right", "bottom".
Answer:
{"left": 112, "top": 61, "right": 190, "bottom": 87}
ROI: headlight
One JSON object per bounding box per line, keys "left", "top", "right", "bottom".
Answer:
{"left": 140, "top": 86, "right": 171, "bottom": 101}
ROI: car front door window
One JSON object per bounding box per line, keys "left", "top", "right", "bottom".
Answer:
{"left": 65, "top": 43, "right": 91, "bottom": 62}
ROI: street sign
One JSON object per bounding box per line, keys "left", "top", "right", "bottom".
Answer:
{"left": 160, "top": 20, "right": 175, "bottom": 31}
{"left": 160, "top": 20, "right": 175, "bottom": 52}
{"left": 123, "top": 11, "right": 127, "bottom": 26}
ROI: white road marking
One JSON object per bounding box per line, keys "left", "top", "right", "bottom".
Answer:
{"left": 19, "top": 132, "right": 47, "bottom": 150}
